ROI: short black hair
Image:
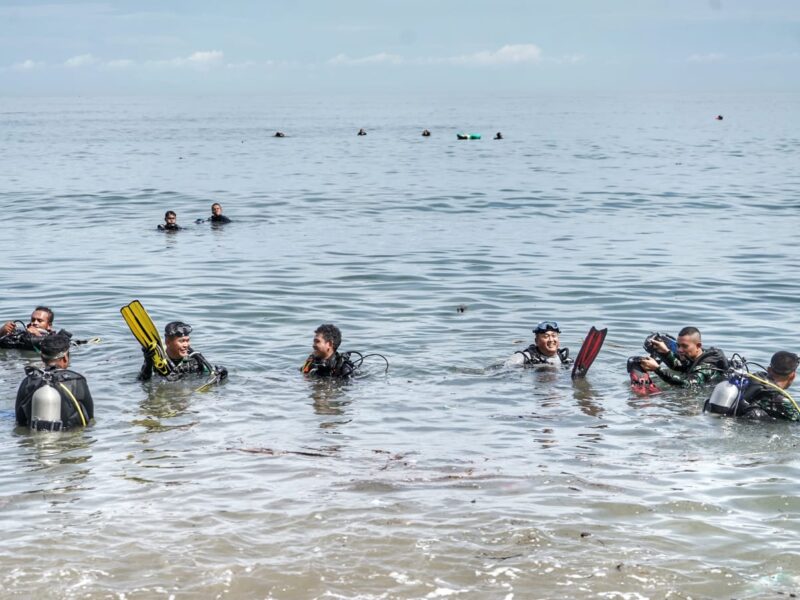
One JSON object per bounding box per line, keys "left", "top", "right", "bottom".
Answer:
{"left": 770, "top": 351, "right": 800, "bottom": 377}
{"left": 678, "top": 326, "right": 701, "bottom": 338}
{"left": 33, "top": 306, "right": 54, "bottom": 325}
{"left": 315, "top": 323, "right": 342, "bottom": 351}
{"left": 40, "top": 332, "right": 71, "bottom": 361}
{"left": 165, "top": 210, "right": 176, "bottom": 219}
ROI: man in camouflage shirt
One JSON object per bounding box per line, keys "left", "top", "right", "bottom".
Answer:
{"left": 640, "top": 326, "right": 728, "bottom": 388}
{"left": 739, "top": 351, "right": 800, "bottom": 421}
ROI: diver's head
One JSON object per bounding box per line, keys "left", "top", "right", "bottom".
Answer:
{"left": 164, "top": 210, "right": 177, "bottom": 225}
{"left": 30, "top": 306, "right": 54, "bottom": 331}
{"left": 313, "top": 323, "right": 341, "bottom": 360}
{"left": 40, "top": 332, "right": 71, "bottom": 368}
{"left": 211, "top": 203, "right": 222, "bottom": 216}
{"left": 533, "top": 320, "right": 560, "bottom": 357}
{"left": 768, "top": 351, "right": 799, "bottom": 389}
{"left": 676, "top": 326, "right": 703, "bottom": 360}
{"left": 164, "top": 321, "right": 192, "bottom": 360}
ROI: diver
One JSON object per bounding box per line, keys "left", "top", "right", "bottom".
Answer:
{"left": 209, "top": 202, "right": 231, "bottom": 224}
{"left": 707, "top": 351, "right": 800, "bottom": 420}
{"left": 301, "top": 324, "right": 357, "bottom": 379}
{"left": 138, "top": 321, "right": 228, "bottom": 383}
{"left": 157, "top": 210, "right": 182, "bottom": 231}
{"left": 15, "top": 332, "right": 93, "bottom": 431}
{"left": 0, "top": 306, "right": 70, "bottom": 351}
{"left": 421, "top": 129, "right": 431, "bottom": 137}
{"left": 274, "top": 131, "right": 285, "bottom": 137}
{"left": 638, "top": 326, "right": 728, "bottom": 388}
{"left": 357, "top": 128, "right": 367, "bottom": 136}
{"left": 507, "top": 321, "right": 571, "bottom": 367}
{"left": 494, "top": 132, "right": 503, "bottom": 140}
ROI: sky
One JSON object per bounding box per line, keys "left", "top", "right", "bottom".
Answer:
{"left": 0, "top": 0, "right": 798, "bottom": 95}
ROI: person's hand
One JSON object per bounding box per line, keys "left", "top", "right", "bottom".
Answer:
{"left": 651, "top": 338, "right": 669, "bottom": 354}
{"left": 142, "top": 344, "right": 157, "bottom": 362}
{"left": 640, "top": 357, "right": 660, "bottom": 372}
{"left": 25, "top": 324, "right": 49, "bottom": 336}
{"left": 1, "top": 321, "right": 15, "bottom": 336}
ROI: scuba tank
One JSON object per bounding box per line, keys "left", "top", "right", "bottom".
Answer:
{"left": 704, "top": 369, "right": 748, "bottom": 416}
{"left": 30, "top": 371, "right": 63, "bottom": 432}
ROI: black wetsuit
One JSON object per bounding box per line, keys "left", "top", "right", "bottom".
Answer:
{"left": 16, "top": 366, "right": 94, "bottom": 430}
{"left": 158, "top": 223, "right": 182, "bottom": 231}
{"left": 653, "top": 347, "right": 728, "bottom": 388}
{"left": 736, "top": 372, "right": 800, "bottom": 421}
{"left": 210, "top": 215, "right": 231, "bottom": 224}
{"left": 302, "top": 352, "right": 356, "bottom": 378}
{"left": 515, "top": 345, "right": 571, "bottom": 366}
{"left": 0, "top": 328, "right": 70, "bottom": 352}
{"left": 138, "top": 347, "right": 226, "bottom": 382}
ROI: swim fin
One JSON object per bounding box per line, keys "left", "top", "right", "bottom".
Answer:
{"left": 120, "top": 300, "right": 172, "bottom": 376}
{"left": 571, "top": 326, "right": 608, "bottom": 379}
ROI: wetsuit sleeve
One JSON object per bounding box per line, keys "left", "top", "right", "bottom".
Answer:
{"left": 660, "top": 351, "right": 685, "bottom": 371}
{"left": 15, "top": 378, "right": 33, "bottom": 425}
{"left": 138, "top": 352, "right": 154, "bottom": 381}
{"left": 654, "top": 363, "right": 716, "bottom": 387}
{"left": 75, "top": 377, "right": 94, "bottom": 421}
{"left": 506, "top": 352, "right": 526, "bottom": 367}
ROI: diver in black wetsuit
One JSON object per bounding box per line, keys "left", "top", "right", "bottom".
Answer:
{"left": 138, "top": 321, "right": 228, "bottom": 382}
{"left": 209, "top": 202, "right": 231, "bottom": 224}
{"left": 157, "top": 210, "right": 182, "bottom": 231}
{"left": 0, "top": 306, "right": 70, "bottom": 351}
{"left": 15, "top": 332, "right": 93, "bottom": 431}
{"left": 507, "top": 321, "right": 571, "bottom": 367}
{"left": 301, "top": 323, "right": 356, "bottom": 379}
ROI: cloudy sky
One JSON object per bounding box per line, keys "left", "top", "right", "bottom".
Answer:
{"left": 1, "top": 0, "right": 798, "bottom": 95}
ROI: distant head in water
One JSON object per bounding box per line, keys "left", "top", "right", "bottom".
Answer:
{"left": 494, "top": 132, "right": 503, "bottom": 140}
{"left": 274, "top": 131, "right": 285, "bottom": 137}
{"left": 159, "top": 210, "right": 180, "bottom": 231}
{"left": 422, "top": 129, "right": 431, "bottom": 137}
{"left": 357, "top": 128, "right": 367, "bottom": 136}
{"left": 715, "top": 115, "right": 723, "bottom": 121}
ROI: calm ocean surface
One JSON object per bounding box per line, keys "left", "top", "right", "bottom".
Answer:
{"left": 1, "top": 93, "right": 799, "bottom": 599}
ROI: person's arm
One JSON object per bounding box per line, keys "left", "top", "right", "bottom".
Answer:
{"left": 1, "top": 321, "right": 16, "bottom": 336}
{"left": 505, "top": 352, "right": 526, "bottom": 367}
{"left": 76, "top": 377, "right": 94, "bottom": 421}
{"left": 15, "top": 379, "right": 32, "bottom": 425}
{"left": 137, "top": 349, "right": 154, "bottom": 381}
{"left": 654, "top": 362, "right": 715, "bottom": 387}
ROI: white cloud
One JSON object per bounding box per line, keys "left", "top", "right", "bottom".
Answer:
{"left": 65, "top": 53, "right": 97, "bottom": 68}
{"left": 11, "top": 59, "right": 44, "bottom": 71}
{"left": 105, "top": 59, "right": 135, "bottom": 69}
{"left": 687, "top": 52, "right": 725, "bottom": 63}
{"left": 150, "top": 50, "right": 225, "bottom": 69}
{"left": 328, "top": 52, "right": 404, "bottom": 66}
{"left": 328, "top": 44, "right": 547, "bottom": 68}
{"left": 449, "top": 44, "right": 543, "bottom": 66}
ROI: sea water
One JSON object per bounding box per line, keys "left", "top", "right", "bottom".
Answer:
{"left": 0, "top": 92, "right": 799, "bottom": 598}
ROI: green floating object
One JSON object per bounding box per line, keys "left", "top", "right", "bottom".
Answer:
{"left": 456, "top": 133, "right": 481, "bottom": 140}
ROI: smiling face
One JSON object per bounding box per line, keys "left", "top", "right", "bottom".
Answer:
{"left": 312, "top": 332, "right": 335, "bottom": 360}
{"left": 165, "top": 334, "right": 191, "bottom": 360}
{"left": 535, "top": 330, "right": 560, "bottom": 357}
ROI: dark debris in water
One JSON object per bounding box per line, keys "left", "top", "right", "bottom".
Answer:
{"left": 233, "top": 446, "right": 336, "bottom": 458}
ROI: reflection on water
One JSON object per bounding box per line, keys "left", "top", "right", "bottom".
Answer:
{"left": 1, "top": 93, "right": 800, "bottom": 598}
